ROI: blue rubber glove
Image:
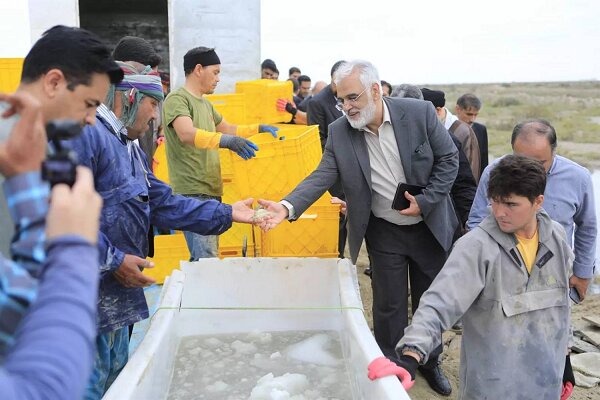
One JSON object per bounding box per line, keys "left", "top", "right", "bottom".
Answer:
{"left": 219, "top": 134, "right": 259, "bottom": 160}
{"left": 259, "top": 124, "right": 279, "bottom": 138}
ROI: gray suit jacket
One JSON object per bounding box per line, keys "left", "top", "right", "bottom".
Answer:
{"left": 284, "top": 97, "right": 459, "bottom": 264}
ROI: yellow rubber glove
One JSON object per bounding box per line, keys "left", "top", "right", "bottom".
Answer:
{"left": 194, "top": 129, "right": 222, "bottom": 149}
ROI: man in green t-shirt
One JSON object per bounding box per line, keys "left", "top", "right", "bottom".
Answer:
{"left": 162, "top": 47, "right": 278, "bottom": 260}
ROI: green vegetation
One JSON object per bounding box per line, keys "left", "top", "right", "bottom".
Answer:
{"left": 425, "top": 81, "right": 600, "bottom": 169}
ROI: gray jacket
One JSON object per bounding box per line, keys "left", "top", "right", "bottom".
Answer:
{"left": 398, "top": 210, "right": 573, "bottom": 399}
{"left": 284, "top": 97, "right": 459, "bottom": 263}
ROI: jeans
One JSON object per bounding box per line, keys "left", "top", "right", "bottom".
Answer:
{"left": 182, "top": 194, "right": 220, "bottom": 261}
{"left": 84, "top": 326, "right": 129, "bottom": 400}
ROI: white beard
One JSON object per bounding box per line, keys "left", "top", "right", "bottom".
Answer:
{"left": 347, "top": 98, "right": 376, "bottom": 130}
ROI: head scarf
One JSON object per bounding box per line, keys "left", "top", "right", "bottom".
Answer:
{"left": 106, "top": 61, "right": 164, "bottom": 128}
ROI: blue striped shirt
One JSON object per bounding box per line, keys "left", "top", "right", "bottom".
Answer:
{"left": 0, "top": 172, "right": 49, "bottom": 358}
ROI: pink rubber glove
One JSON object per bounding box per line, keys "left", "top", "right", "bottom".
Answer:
{"left": 367, "top": 356, "right": 415, "bottom": 390}
{"left": 561, "top": 382, "right": 574, "bottom": 400}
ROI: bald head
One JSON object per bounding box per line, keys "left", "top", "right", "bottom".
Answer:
{"left": 511, "top": 119, "right": 557, "bottom": 172}
{"left": 312, "top": 81, "right": 327, "bottom": 95}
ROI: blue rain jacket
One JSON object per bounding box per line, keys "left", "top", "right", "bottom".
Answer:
{"left": 67, "top": 115, "right": 232, "bottom": 333}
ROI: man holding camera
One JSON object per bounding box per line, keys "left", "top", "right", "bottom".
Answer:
{"left": 0, "top": 24, "right": 123, "bottom": 351}
{"left": 0, "top": 26, "right": 120, "bottom": 399}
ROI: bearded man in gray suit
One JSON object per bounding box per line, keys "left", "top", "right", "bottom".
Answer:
{"left": 259, "top": 60, "right": 458, "bottom": 396}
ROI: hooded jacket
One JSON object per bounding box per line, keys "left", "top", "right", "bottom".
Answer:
{"left": 398, "top": 210, "right": 573, "bottom": 399}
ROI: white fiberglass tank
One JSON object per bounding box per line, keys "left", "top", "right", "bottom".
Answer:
{"left": 103, "top": 258, "right": 410, "bottom": 400}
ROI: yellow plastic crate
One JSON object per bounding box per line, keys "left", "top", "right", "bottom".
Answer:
{"left": 205, "top": 93, "right": 247, "bottom": 125}
{"left": 260, "top": 196, "right": 340, "bottom": 258}
{"left": 235, "top": 79, "right": 293, "bottom": 124}
{"left": 152, "top": 142, "right": 169, "bottom": 183}
{"left": 231, "top": 124, "right": 322, "bottom": 200}
{"left": 145, "top": 234, "right": 189, "bottom": 283}
{"left": 219, "top": 149, "right": 234, "bottom": 180}
{"left": 220, "top": 174, "right": 259, "bottom": 257}
{"left": 152, "top": 143, "right": 238, "bottom": 187}
{"left": 0, "top": 58, "right": 23, "bottom": 93}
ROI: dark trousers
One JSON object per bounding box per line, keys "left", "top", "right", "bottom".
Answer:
{"left": 338, "top": 213, "right": 347, "bottom": 258}
{"left": 365, "top": 215, "right": 447, "bottom": 368}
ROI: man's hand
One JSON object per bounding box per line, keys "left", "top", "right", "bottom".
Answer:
{"left": 276, "top": 98, "right": 298, "bottom": 116}
{"left": 46, "top": 167, "right": 103, "bottom": 244}
{"left": 219, "top": 134, "right": 258, "bottom": 160}
{"left": 367, "top": 355, "right": 418, "bottom": 391}
{"left": 561, "top": 354, "right": 575, "bottom": 400}
{"left": 0, "top": 91, "right": 46, "bottom": 177}
{"left": 569, "top": 275, "right": 590, "bottom": 302}
{"left": 399, "top": 191, "right": 421, "bottom": 217}
{"left": 256, "top": 199, "right": 289, "bottom": 231}
{"left": 259, "top": 124, "right": 279, "bottom": 138}
{"left": 331, "top": 197, "right": 347, "bottom": 215}
{"left": 114, "top": 254, "right": 156, "bottom": 288}
{"left": 231, "top": 198, "right": 269, "bottom": 225}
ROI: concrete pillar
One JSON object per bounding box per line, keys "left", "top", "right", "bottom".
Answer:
{"left": 168, "top": 0, "right": 260, "bottom": 93}
{"left": 28, "top": 0, "right": 80, "bottom": 43}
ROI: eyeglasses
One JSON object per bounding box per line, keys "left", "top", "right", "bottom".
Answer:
{"left": 335, "top": 87, "right": 367, "bottom": 112}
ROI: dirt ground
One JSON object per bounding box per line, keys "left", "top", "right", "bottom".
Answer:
{"left": 352, "top": 244, "right": 600, "bottom": 400}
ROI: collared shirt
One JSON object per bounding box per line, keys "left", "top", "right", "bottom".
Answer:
{"left": 0, "top": 172, "right": 49, "bottom": 358}
{"left": 467, "top": 154, "right": 597, "bottom": 278}
{"left": 362, "top": 101, "right": 422, "bottom": 225}
{"left": 443, "top": 108, "right": 459, "bottom": 130}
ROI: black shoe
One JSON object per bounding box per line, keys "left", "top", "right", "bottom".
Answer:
{"left": 363, "top": 267, "right": 372, "bottom": 277}
{"left": 418, "top": 364, "right": 452, "bottom": 396}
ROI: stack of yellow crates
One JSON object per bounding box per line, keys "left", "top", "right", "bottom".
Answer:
{"left": 147, "top": 80, "right": 339, "bottom": 282}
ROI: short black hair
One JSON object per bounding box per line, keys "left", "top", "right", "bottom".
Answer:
{"left": 289, "top": 66, "right": 301, "bottom": 75}
{"left": 511, "top": 119, "right": 557, "bottom": 153}
{"left": 488, "top": 155, "right": 546, "bottom": 203}
{"left": 381, "top": 80, "right": 392, "bottom": 94}
{"left": 297, "top": 75, "right": 311, "bottom": 85}
{"left": 456, "top": 93, "right": 482, "bottom": 110}
{"left": 330, "top": 60, "right": 346, "bottom": 77}
{"left": 21, "top": 25, "right": 123, "bottom": 89}
{"left": 113, "top": 36, "right": 161, "bottom": 68}
{"left": 261, "top": 58, "right": 277, "bottom": 71}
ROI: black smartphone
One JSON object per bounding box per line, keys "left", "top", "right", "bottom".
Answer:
{"left": 392, "top": 183, "right": 425, "bottom": 210}
{"left": 569, "top": 287, "right": 581, "bottom": 304}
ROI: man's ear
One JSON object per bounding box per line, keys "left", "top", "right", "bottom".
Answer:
{"left": 534, "top": 194, "right": 544, "bottom": 210}
{"left": 372, "top": 83, "right": 381, "bottom": 101}
{"left": 42, "top": 69, "right": 66, "bottom": 98}
{"left": 193, "top": 64, "right": 204, "bottom": 76}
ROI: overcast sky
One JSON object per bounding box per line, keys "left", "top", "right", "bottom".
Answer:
{"left": 261, "top": 0, "right": 600, "bottom": 85}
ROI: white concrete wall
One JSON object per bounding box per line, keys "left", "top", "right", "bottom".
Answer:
{"left": 28, "top": 0, "right": 79, "bottom": 44}
{"left": 0, "top": 1, "right": 31, "bottom": 57}
{"left": 168, "top": 0, "right": 261, "bottom": 93}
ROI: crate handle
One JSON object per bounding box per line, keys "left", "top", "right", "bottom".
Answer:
{"left": 298, "top": 213, "right": 317, "bottom": 220}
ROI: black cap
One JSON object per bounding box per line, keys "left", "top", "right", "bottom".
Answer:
{"left": 421, "top": 88, "right": 446, "bottom": 108}
{"left": 113, "top": 36, "right": 161, "bottom": 67}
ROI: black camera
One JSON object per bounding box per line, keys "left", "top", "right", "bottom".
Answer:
{"left": 41, "top": 120, "right": 82, "bottom": 187}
